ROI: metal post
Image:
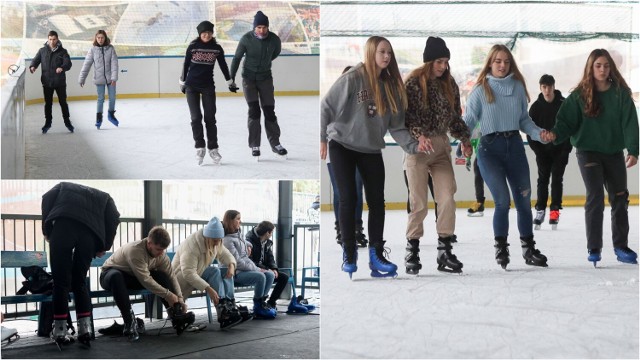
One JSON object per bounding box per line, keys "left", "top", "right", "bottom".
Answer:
{"left": 143, "top": 180, "right": 164, "bottom": 318}
{"left": 277, "top": 180, "right": 293, "bottom": 299}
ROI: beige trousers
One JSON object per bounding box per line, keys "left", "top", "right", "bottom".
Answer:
{"left": 404, "top": 135, "right": 457, "bottom": 240}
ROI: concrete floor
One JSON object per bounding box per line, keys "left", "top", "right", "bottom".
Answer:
{"left": 1, "top": 292, "right": 319, "bottom": 359}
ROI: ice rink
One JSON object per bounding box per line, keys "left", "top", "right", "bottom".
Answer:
{"left": 320, "top": 206, "right": 639, "bottom": 358}
{"left": 22, "top": 96, "right": 318, "bottom": 179}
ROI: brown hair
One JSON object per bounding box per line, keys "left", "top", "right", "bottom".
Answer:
{"left": 222, "top": 210, "right": 240, "bottom": 235}
{"left": 148, "top": 226, "right": 171, "bottom": 248}
{"left": 406, "top": 61, "right": 457, "bottom": 113}
{"left": 475, "top": 44, "right": 530, "bottom": 103}
{"left": 93, "top": 30, "right": 111, "bottom": 47}
{"left": 256, "top": 221, "right": 275, "bottom": 236}
{"left": 575, "top": 49, "right": 632, "bottom": 117}
{"left": 363, "top": 36, "right": 407, "bottom": 116}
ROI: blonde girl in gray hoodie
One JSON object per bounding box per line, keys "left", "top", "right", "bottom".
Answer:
{"left": 320, "top": 36, "right": 424, "bottom": 279}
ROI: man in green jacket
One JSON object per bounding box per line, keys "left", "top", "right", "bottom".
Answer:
{"left": 230, "top": 11, "right": 288, "bottom": 159}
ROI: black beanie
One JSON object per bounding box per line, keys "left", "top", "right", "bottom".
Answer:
{"left": 423, "top": 37, "right": 450, "bottom": 63}
{"left": 197, "top": 21, "right": 214, "bottom": 35}
{"left": 253, "top": 11, "right": 269, "bottom": 28}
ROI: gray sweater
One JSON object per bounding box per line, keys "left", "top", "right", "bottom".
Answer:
{"left": 78, "top": 45, "right": 118, "bottom": 85}
{"left": 321, "top": 63, "right": 417, "bottom": 154}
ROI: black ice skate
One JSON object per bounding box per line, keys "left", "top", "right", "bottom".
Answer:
{"left": 437, "top": 236, "right": 463, "bottom": 273}
{"left": 549, "top": 209, "right": 559, "bottom": 230}
{"left": 252, "top": 147, "right": 261, "bottom": 162}
{"left": 494, "top": 236, "right": 510, "bottom": 270}
{"left": 272, "top": 144, "right": 288, "bottom": 159}
{"left": 467, "top": 199, "right": 485, "bottom": 217}
{"left": 355, "top": 226, "right": 368, "bottom": 247}
{"left": 520, "top": 236, "right": 548, "bottom": 267}
{"left": 405, "top": 239, "right": 422, "bottom": 275}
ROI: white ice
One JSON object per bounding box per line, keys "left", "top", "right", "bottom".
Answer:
{"left": 320, "top": 206, "right": 639, "bottom": 358}
{"left": 23, "top": 96, "right": 318, "bottom": 179}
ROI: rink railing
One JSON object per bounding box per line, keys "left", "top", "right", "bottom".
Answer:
{"left": 0, "top": 215, "right": 320, "bottom": 318}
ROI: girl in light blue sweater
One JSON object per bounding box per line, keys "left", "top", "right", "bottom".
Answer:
{"left": 464, "top": 44, "right": 549, "bottom": 270}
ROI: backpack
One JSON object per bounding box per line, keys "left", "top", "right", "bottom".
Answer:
{"left": 16, "top": 266, "right": 54, "bottom": 295}
{"left": 16, "top": 265, "right": 74, "bottom": 337}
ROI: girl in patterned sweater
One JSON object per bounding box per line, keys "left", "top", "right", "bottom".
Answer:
{"left": 403, "top": 37, "right": 472, "bottom": 275}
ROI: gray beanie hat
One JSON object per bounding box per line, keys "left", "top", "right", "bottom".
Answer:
{"left": 203, "top": 217, "right": 224, "bottom": 238}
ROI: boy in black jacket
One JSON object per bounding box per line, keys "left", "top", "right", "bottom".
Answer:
{"left": 29, "top": 30, "right": 73, "bottom": 133}
{"left": 527, "top": 74, "right": 572, "bottom": 229}
{"left": 246, "top": 221, "right": 288, "bottom": 309}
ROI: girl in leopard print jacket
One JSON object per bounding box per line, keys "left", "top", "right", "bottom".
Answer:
{"left": 403, "top": 37, "right": 472, "bottom": 274}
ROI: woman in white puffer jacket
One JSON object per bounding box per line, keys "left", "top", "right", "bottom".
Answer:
{"left": 78, "top": 29, "right": 120, "bottom": 129}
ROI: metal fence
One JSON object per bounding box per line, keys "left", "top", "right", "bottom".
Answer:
{"left": 0, "top": 215, "right": 319, "bottom": 318}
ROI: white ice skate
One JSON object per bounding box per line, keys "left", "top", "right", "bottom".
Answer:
{"left": 209, "top": 149, "right": 222, "bottom": 165}
{"left": 252, "top": 147, "right": 261, "bottom": 162}
{"left": 196, "top": 148, "right": 206, "bottom": 166}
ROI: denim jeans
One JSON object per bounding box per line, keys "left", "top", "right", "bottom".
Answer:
{"left": 234, "top": 270, "right": 274, "bottom": 299}
{"left": 96, "top": 83, "right": 116, "bottom": 113}
{"left": 201, "top": 266, "right": 235, "bottom": 299}
{"left": 477, "top": 133, "right": 533, "bottom": 238}
{"left": 327, "top": 162, "right": 364, "bottom": 227}
{"left": 576, "top": 150, "right": 629, "bottom": 250}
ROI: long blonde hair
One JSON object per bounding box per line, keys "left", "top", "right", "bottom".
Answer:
{"left": 575, "top": 49, "right": 632, "bottom": 117}
{"left": 363, "top": 36, "right": 407, "bottom": 116}
{"left": 475, "top": 44, "right": 530, "bottom": 103}
{"left": 406, "top": 61, "right": 456, "bottom": 113}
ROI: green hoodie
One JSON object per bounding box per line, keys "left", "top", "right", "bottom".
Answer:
{"left": 552, "top": 86, "right": 638, "bottom": 157}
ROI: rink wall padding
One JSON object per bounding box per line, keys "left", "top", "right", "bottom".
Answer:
{"left": 25, "top": 55, "right": 319, "bottom": 104}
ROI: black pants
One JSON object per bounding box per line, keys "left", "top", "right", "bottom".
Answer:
{"left": 329, "top": 140, "right": 385, "bottom": 249}
{"left": 49, "top": 218, "right": 97, "bottom": 321}
{"left": 43, "top": 86, "right": 70, "bottom": 124}
{"left": 243, "top": 77, "right": 281, "bottom": 148}
{"left": 186, "top": 86, "right": 218, "bottom": 150}
{"left": 100, "top": 268, "right": 175, "bottom": 323}
{"left": 267, "top": 271, "right": 289, "bottom": 304}
{"left": 576, "top": 150, "right": 629, "bottom": 250}
{"left": 473, "top": 158, "right": 485, "bottom": 202}
{"left": 533, "top": 146, "right": 570, "bottom": 210}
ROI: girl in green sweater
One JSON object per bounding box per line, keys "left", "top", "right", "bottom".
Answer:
{"left": 548, "top": 49, "right": 638, "bottom": 267}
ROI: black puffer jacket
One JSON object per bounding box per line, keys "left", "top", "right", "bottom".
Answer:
{"left": 41, "top": 182, "right": 120, "bottom": 252}
{"left": 246, "top": 227, "right": 277, "bottom": 270}
{"left": 30, "top": 41, "right": 72, "bottom": 88}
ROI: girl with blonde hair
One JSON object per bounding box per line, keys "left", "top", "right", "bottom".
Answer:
{"left": 464, "top": 44, "right": 549, "bottom": 270}
{"left": 320, "top": 36, "right": 424, "bottom": 279}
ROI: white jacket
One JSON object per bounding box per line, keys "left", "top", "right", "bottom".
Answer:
{"left": 172, "top": 229, "right": 237, "bottom": 297}
{"left": 78, "top": 45, "right": 118, "bottom": 85}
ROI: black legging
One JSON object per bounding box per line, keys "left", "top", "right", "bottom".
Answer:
{"left": 100, "top": 268, "right": 175, "bottom": 324}
{"left": 49, "top": 218, "right": 97, "bottom": 321}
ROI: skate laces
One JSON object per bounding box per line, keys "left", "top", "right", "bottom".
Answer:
{"left": 274, "top": 144, "right": 285, "bottom": 151}
{"left": 374, "top": 244, "right": 393, "bottom": 264}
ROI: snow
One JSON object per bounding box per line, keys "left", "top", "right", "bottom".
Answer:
{"left": 320, "top": 206, "right": 639, "bottom": 358}
{"left": 23, "top": 96, "right": 318, "bottom": 179}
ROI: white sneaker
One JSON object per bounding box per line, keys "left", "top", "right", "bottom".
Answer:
{"left": 209, "top": 148, "right": 222, "bottom": 165}
{"left": 196, "top": 148, "right": 206, "bottom": 165}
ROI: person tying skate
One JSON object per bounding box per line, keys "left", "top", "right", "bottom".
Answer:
{"left": 320, "top": 36, "right": 424, "bottom": 279}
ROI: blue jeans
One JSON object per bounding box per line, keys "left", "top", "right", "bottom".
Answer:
{"left": 477, "top": 133, "right": 533, "bottom": 238}
{"left": 201, "top": 266, "right": 235, "bottom": 299}
{"left": 234, "top": 270, "right": 274, "bottom": 299}
{"left": 96, "top": 83, "right": 116, "bottom": 113}
{"left": 327, "top": 162, "right": 364, "bottom": 227}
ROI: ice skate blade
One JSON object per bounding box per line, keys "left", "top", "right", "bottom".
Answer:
{"left": 370, "top": 270, "right": 398, "bottom": 278}
{"left": 405, "top": 267, "right": 420, "bottom": 275}
{"left": 551, "top": 224, "right": 557, "bottom": 230}
{"left": 437, "top": 264, "right": 463, "bottom": 273}
{"left": 617, "top": 258, "right": 638, "bottom": 265}
{"left": 467, "top": 212, "right": 483, "bottom": 217}
{"left": 534, "top": 224, "right": 541, "bottom": 230}
{"left": 525, "top": 259, "right": 548, "bottom": 267}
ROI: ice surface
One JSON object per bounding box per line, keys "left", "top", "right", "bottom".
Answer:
{"left": 320, "top": 206, "right": 639, "bottom": 358}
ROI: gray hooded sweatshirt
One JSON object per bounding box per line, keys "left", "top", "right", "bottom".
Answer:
{"left": 321, "top": 63, "right": 418, "bottom": 154}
